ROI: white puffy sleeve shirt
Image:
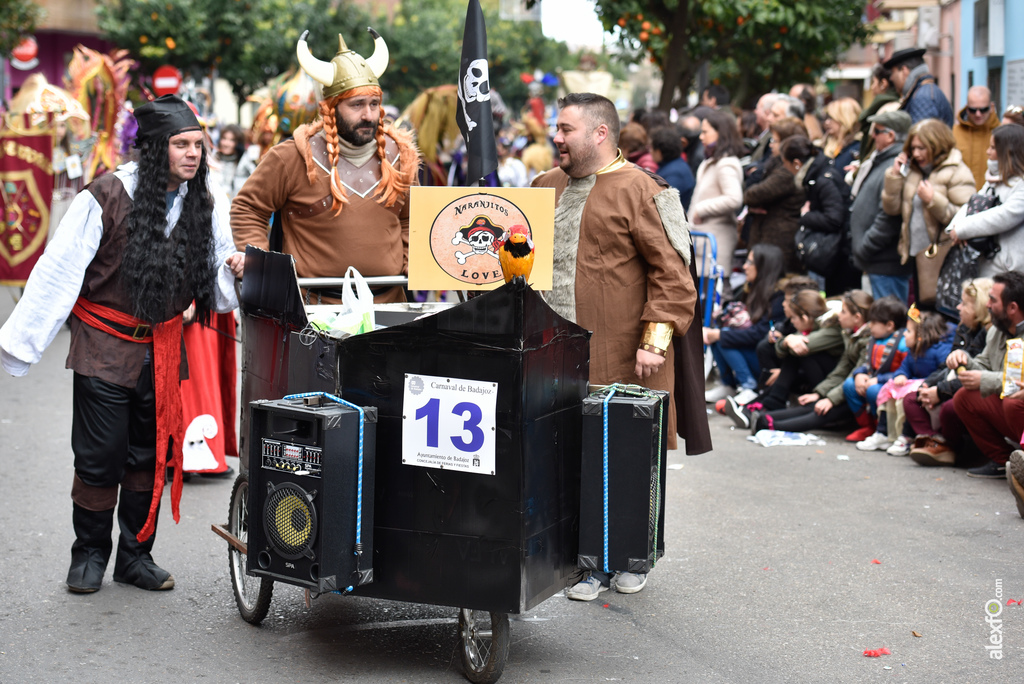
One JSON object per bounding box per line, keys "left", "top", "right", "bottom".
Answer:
{"left": 0, "top": 162, "right": 239, "bottom": 376}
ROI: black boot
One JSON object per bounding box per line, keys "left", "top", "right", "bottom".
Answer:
{"left": 112, "top": 488, "right": 175, "bottom": 591}
{"left": 67, "top": 504, "right": 114, "bottom": 593}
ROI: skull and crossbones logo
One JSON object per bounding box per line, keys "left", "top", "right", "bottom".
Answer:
{"left": 459, "top": 59, "right": 491, "bottom": 133}
{"left": 452, "top": 216, "right": 502, "bottom": 265}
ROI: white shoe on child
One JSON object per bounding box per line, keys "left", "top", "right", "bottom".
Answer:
{"left": 886, "top": 435, "right": 913, "bottom": 456}
{"left": 857, "top": 432, "right": 892, "bottom": 451}
{"left": 733, "top": 388, "right": 759, "bottom": 406}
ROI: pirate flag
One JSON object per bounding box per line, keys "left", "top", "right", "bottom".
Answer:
{"left": 456, "top": 0, "right": 498, "bottom": 185}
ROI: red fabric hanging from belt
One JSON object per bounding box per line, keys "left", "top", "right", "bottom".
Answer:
{"left": 72, "top": 297, "right": 185, "bottom": 542}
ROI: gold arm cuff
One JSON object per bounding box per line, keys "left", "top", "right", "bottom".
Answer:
{"left": 640, "top": 322, "right": 674, "bottom": 355}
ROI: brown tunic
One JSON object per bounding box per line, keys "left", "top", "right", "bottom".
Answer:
{"left": 230, "top": 126, "right": 418, "bottom": 303}
{"left": 533, "top": 164, "right": 708, "bottom": 452}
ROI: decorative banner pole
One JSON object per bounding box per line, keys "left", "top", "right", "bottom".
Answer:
{"left": 0, "top": 113, "right": 54, "bottom": 285}
{"left": 455, "top": 0, "right": 497, "bottom": 186}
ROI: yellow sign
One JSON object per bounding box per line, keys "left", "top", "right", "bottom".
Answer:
{"left": 409, "top": 187, "right": 554, "bottom": 291}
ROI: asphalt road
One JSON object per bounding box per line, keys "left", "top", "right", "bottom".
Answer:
{"left": 1, "top": 290, "right": 1021, "bottom": 683}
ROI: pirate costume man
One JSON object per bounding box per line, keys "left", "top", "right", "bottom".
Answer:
{"left": 0, "top": 95, "right": 243, "bottom": 593}
{"left": 231, "top": 28, "right": 420, "bottom": 302}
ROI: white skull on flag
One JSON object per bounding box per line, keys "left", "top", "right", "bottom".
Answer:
{"left": 459, "top": 59, "right": 491, "bottom": 132}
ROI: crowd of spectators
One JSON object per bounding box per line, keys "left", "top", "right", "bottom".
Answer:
{"left": 644, "top": 51, "right": 1024, "bottom": 520}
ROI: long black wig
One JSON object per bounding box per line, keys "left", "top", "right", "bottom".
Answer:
{"left": 120, "top": 136, "right": 217, "bottom": 326}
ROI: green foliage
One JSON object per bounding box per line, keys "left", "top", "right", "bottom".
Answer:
{"left": 97, "top": 0, "right": 371, "bottom": 102}
{"left": 0, "top": 0, "right": 44, "bottom": 57}
{"left": 572, "top": 0, "right": 873, "bottom": 109}
{"left": 382, "top": 0, "right": 569, "bottom": 112}
{"left": 97, "top": 0, "right": 567, "bottom": 113}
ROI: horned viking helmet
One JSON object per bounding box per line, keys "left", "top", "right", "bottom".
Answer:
{"left": 296, "top": 28, "right": 389, "bottom": 100}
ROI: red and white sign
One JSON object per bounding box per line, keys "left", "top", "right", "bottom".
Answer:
{"left": 152, "top": 65, "right": 182, "bottom": 96}
{"left": 11, "top": 37, "right": 39, "bottom": 70}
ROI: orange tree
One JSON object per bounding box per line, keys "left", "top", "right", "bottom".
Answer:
{"left": 530, "top": 0, "right": 872, "bottom": 110}
{"left": 1, "top": 0, "right": 44, "bottom": 56}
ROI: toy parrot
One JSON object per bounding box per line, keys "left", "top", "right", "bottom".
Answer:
{"left": 496, "top": 224, "right": 535, "bottom": 284}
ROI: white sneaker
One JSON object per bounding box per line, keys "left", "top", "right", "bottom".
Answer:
{"left": 566, "top": 576, "right": 609, "bottom": 601}
{"left": 613, "top": 572, "right": 648, "bottom": 594}
{"left": 886, "top": 435, "right": 913, "bottom": 456}
{"left": 704, "top": 384, "right": 735, "bottom": 403}
{"left": 856, "top": 432, "right": 891, "bottom": 451}
{"left": 733, "top": 388, "right": 759, "bottom": 406}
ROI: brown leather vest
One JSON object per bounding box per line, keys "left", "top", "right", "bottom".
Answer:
{"left": 66, "top": 174, "right": 190, "bottom": 387}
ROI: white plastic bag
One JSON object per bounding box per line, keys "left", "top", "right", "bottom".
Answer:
{"left": 331, "top": 266, "right": 376, "bottom": 336}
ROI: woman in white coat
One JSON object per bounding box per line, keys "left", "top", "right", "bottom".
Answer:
{"left": 689, "top": 109, "right": 746, "bottom": 297}
{"left": 948, "top": 124, "right": 1024, "bottom": 276}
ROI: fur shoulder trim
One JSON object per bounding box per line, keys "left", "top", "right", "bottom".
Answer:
{"left": 653, "top": 187, "right": 692, "bottom": 266}
{"left": 384, "top": 123, "right": 421, "bottom": 186}
{"left": 544, "top": 174, "right": 596, "bottom": 323}
{"left": 294, "top": 121, "right": 326, "bottom": 185}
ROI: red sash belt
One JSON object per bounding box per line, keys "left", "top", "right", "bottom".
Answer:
{"left": 72, "top": 297, "right": 184, "bottom": 542}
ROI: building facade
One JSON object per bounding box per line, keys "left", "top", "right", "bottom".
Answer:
{"left": 960, "top": 0, "right": 1024, "bottom": 110}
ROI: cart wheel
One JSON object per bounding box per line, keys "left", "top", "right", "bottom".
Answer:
{"left": 228, "top": 472, "right": 273, "bottom": 625}
{"left": 458, "top": 608, "right": 510, "bottom": 684}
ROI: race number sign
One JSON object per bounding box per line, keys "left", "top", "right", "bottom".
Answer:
{"left": 402, "top": 373, "right": 497, "bottom": 475}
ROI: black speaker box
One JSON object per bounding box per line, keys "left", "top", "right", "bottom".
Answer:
{"left": 247, "top": 396, "right": 376, "bottom": 593}
{"left": 578, "top": 388, "right": 668, "bottom": 575}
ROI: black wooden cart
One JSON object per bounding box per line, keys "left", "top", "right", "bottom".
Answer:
{"left": 213, "top": 248, "right": 591, "bottom": 682}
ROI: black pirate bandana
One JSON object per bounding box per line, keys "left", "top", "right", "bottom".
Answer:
{"left": 134, "top": 95, "right": 201, "bottom": 145}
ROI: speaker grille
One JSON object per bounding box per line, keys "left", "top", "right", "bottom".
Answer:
{"left": 263, "top": 483, "right": 318, "bottom": 560}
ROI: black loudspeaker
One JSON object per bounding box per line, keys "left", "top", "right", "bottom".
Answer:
{"left": 247, "top": 396, "right": 376, "bottom": 593}
{"left": 578, "top": 388, "right": 668, "bottom": 575}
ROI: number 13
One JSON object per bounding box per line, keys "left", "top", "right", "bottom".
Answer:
{"left": 414, "top": 398, "right": 485, "bottom": 452}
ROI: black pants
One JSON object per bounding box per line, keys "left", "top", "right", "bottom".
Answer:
{"left": 756, "top": 336, "right": 781, "bottom": 388}
{"left": 758, "top": 352, "right": 840, "bottom": 411}
{"left": 72, "top": 368, "right": 157, "bottom": 494}
{"left": 757, "top": 402, "right": 855, "bottom": 433}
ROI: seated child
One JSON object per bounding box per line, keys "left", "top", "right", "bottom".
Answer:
{"left": 746, "top": 290, "right": 874, "bottom": 434}
{"left": 725, "top": 289, "right": 844, "bottom": 428}
{"left": 754, "top": 275, "right": 821, "bottom": 390}
{"left": 842, "top": 296, "right": 908, "bottom": 442}
{"left": 857, "top": 307, "right": 955, "bottom": 453}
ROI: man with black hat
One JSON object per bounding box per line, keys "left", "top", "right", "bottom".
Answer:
{"left": 884, "top": 48, "right": 953, "bottom": 127}
{"left": 0, "top": 95, "right": 245, "bottom": 594}
{"left": 231, "top": 29, "right": 420, "bottom": 303}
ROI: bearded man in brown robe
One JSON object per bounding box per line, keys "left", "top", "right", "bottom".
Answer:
{"left": 532, "top": 92, "right": 710, "bottom": 600}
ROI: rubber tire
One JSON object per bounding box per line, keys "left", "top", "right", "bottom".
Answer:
{"left": 228, "top": 472, "right": 273, "bottom": 625}
{"left": 458, "top": 609, "right": 510, "bottom": 684}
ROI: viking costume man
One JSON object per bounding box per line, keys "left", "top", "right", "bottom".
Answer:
{"left": 231, "top": 28, "right": 420, "bottom": 302}
{"left": 0, "top": 95, "right": 242, "bottom": 593}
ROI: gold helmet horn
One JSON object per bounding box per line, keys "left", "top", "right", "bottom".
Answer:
{"left": 296, "top": 28, "right": 389, "bottom": 100}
